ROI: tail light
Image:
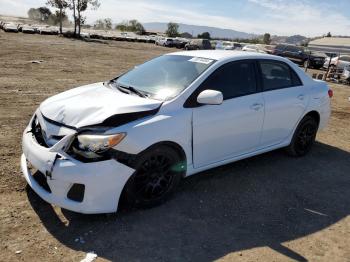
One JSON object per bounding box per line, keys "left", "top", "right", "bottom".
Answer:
{"left": 328, "top": 89, "right": 333, "bottom": 98}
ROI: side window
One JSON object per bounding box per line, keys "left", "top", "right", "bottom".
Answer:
{"left": 259, "top": 60, "right": 302, "bottom": 91}
{"left": 340, "top": 56, "right": 350, "bottom": 62}
{"left": 286, "top": 46, "right": 300, "bottom": 53}
{"left": 200, "top": 61, "right": 257, "bottom": 100}
{"left": 276, "top": 44, "right": 285, "bottom": 51}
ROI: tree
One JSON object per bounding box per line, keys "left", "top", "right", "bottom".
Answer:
{"left": 47, "top": 10, "right": 69, "bottom": 26}
{"left": 263, "top": 33, "right": 271, "bottom": 44}
{"left": 129, "top": 19, "right": 145, "bottom": 34}
{"left": 326, "top": 32, "right": 332, "bottom": 37}
{"left": 115, "top": 21, "right": 128, "bottom": 31}
{"left": 115, "top": 20, "right": 145, "bottom": 34}
{"left": 166, "top": 22, "right": 179, "bottom": 37}
{"left": 197, "top": 32, "right": 211, "bottom": 39}
{"left": 38, "top": 7, "right": 52, "bottom": 21}
{"left": 28, "top": 8, "right": 41, "bottom": 20}
{"left": 94, "top": 19, "right": 105, "bottom": 29}
{"left": 69, "top": 0, "right": 77, "bottom": 35}
{"left": 69, "top": 0, "right": 100, "bottom": 37}
{"left": 93, "top": 18, "right": 113, "bottom": 30}
{"left": 27, "top": 7, "right": 51, "bottom": 22}
{"left": 46, "top": 0, "right": 69, "bottom": 34}
{"left": 104, "top": 18, "right": 112, "bottom": 30}
{"left": 76, "top": 0, "right": 100, "bottom": 35}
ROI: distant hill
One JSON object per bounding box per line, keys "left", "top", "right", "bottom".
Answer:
{"left": 143, "top": 22, "right": 256, "bottom": 39}
{"left": 271, "top": 35, "right": 308, "bottom": 45}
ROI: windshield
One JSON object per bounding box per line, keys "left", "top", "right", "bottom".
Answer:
{"left": 113, "top": 55, "right": 215, "bottom": 100}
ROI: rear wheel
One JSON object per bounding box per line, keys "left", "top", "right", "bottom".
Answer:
{"left": 286, "top": 116, "right": 318, "bottom": 157}
{"left": 123, "top": 145, "right": 184, "bottom": 208}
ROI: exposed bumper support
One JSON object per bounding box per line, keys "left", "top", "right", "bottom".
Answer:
{"left": 21, "top": 127, "right": 135, "bottom": 214}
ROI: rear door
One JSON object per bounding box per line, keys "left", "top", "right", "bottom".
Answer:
{"left": 192, "top": 60, "right": 264, "bottom": 168}
{"left": 258, "top": 60, "right": 308, "bottom": 147}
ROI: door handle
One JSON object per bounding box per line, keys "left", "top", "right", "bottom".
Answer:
{"left": 250, "top": 103, "right": 263, "bottom": 111}
{"left": 297, "top": 94, "right": 305, "bottom": 101}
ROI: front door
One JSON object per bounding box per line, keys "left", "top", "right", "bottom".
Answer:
{"left": 191, "top": 60, "right": 265, "bottom": 168}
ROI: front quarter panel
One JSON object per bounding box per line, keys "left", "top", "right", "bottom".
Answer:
{"left": 110, "top": 104, "right": 193, "bottom": 168}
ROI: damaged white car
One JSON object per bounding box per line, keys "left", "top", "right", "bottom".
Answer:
{"left": 21, "top": 51, "right": 331, "bottom": 214}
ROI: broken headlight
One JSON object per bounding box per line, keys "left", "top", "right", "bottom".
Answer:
{"left": 77, "top": 133, "right": 126, "bottom": 153}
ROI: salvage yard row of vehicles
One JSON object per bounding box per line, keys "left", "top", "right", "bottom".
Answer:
{"left": 0, "top": 21, "right": 59, "bottom": 34}
{"left": 1, "top": 20, "right": 348, "bottom": 72}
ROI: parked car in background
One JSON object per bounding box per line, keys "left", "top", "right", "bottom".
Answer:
{"left": 341, "top": 65, "right": 350, "bottom": 84}
{"left": 242, "top": 45, "right": 266, "bottom": 53}
{"left": 22, "top": 25, "right": 36, "bottom": 34}
{"left": 39, "top": 26, "right": 59, "bottom": 35}
{"left": 156, "top": 37, "right": 175, "bottom": 47}
{"left": 323, "top": 55, "right": 350, "bottom": 70}
{"left": 21, "top": 51, "right": 331, "bottom": 214}
{"left": 3, "top": 23, "right": 19, "bottom": 33}
{"left": 216, "top": 41, "right": 242, "bottom": 50}
{"left": 256, "top": 44, "right": 275, "bottom": 54}
{"left": 173, "top": 38, "right": 189, "bottom": 49}
{"left": 147, "top": 35, "right": 157, "bottom": 44}
{"left": 273, "top": 44, "right": 326, "bottom": 69}
{"left": 185, "top": 39, "right": 212, "bottom": 50}
{"left": 17, "top": 24, "right": 24, "bottom": 32}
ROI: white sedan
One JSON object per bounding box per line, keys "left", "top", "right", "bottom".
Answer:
{"left": 3, "top": 23, "right": 18, "bottom": 32}
{"left": 242, "top": 45, "right": 266, "bottom": 53}
{"left": 323, "top": 55, "right": 350, "bottom": 70}
{"left": 21, "top": 51, "right": 331, "bottom": 214}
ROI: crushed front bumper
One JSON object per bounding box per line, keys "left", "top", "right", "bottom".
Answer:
{"left": 21, "top": 125, "right": 135, "bottom": 214}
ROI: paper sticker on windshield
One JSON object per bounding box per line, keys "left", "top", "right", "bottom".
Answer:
{"left": 189, "top": 57, "right": 214, "bottom": 64}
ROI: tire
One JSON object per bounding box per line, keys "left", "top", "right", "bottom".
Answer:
{"left": 286, "top": 116, "right": 318, "bottom": 157}
{"left": 122, "top": 145, "right": 184, "bottom": 208}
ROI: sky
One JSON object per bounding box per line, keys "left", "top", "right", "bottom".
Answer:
{"left": 0, "top": 0, "right": 349, "bottom": 36}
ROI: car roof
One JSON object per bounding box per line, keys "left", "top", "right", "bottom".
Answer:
{"left": 168, "top": 50, "right": 275, "bottom": 61}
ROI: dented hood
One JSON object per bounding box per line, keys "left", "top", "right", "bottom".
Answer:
{"left": 39, "top": 82, "right": 162, "bottom": 128}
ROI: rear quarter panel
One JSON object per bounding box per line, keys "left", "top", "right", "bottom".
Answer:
{"left": 306, "top": 80, "right": 331, "bottom": 130}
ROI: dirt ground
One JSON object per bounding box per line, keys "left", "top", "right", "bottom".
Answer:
{"left": 0, "top": 31, "right": 349, "bottom": 262}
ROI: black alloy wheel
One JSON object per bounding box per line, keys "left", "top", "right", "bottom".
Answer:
{"left": 286, "top": 116, "right": 318, "bottom": 157}
{"left": 122, "top": 145, "right": 184, "bottom": 208}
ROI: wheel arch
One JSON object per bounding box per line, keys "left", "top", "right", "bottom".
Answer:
{"left": 303, "top": 110, "right": 320, "bottom": 126}
{"left": 141, "top": 141, "right": 187, "bottom": 173}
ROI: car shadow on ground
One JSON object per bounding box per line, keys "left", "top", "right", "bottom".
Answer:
{"left": 27, "top": 142, "right": 350, "bottom": 262}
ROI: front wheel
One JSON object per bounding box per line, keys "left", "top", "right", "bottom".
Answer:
{"left": 286, "top": 116, "right": 318, "bottom": 157}
{"left": 122, "top": 145, "right": 184, "bottom": 208}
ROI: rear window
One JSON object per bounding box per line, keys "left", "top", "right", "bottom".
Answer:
{"left": 340, "top": 56, "right": 350, "bottom": 62}
{"left": 259, "top": 60, "right": 302, "bottom": 91}
{"left": 276, "top": 44, "right": 286, "bottom": 50}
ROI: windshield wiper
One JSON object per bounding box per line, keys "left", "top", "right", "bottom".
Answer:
{"left": 116, "top": 84, "right": 147, "bottom": 98}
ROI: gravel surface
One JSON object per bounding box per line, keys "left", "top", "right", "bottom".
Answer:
{"left": 0, "top": 31, "right": 349, "bottom": 262}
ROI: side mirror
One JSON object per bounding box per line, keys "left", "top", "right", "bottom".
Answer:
{"left": 197, "top": 90, "right": 223, "bottom": 105}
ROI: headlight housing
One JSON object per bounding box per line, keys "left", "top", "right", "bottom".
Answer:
{"left": 77, "top": 133, "right": 126, "bottom": 153}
